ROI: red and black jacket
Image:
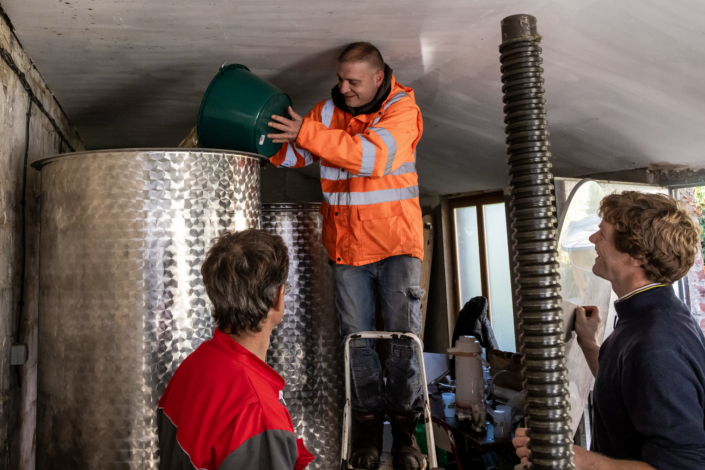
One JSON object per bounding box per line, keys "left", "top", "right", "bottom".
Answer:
{"left": 158, "top": 328, "right": 314, "bottom": 470}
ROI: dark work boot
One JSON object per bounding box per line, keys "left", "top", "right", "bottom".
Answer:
{"left": 390, "top": 411, "right": 426, "bottom": 470}
{"left": 350, "top": 410, "right": 384, "bottom": 469}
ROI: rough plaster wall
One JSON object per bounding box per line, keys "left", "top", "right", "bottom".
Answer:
{"left": 0, "top": 11, "right": 84, "bottom": 469}
{"left": 0, "top": 35, "right": 29, "bottom": 470}
{"left": 18, "top": 108, "right": 65, "bottom": 470}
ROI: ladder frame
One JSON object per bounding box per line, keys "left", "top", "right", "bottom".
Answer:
{"left": 340, "top": 331, "right": 439, "bottom": 469}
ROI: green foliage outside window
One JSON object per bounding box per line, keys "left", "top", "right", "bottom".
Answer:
{"left": 694, "top": 187, "right": 705, "bottom": 251}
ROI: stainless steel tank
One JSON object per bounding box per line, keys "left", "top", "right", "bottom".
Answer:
{"left": 33, "top": 149, "right": 263, "bottom": 469}
{"left": 262, "top": 203, "right": 343, "bottom": 470}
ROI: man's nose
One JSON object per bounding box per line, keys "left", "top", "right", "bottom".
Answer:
{"left": 339, "top": 81, "right": 350, "bottom": 94}
{"left": 588, "top": 231, "right": 598, "bottom": 244}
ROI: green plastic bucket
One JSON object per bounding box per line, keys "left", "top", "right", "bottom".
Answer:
{"left": 197, "top": 64, "right": 292, "bottom": 157}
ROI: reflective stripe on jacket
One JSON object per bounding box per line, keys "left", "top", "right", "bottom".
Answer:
{"left": 270, "top": 77, "right": 424, "bottom": 266}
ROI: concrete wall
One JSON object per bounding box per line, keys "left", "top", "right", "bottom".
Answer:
{"left": 0, "top": 9, "right": 83, "bottom": 469}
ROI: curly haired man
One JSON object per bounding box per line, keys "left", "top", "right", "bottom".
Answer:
{"left": 515, "top": 191, "right": 705, "bottom": 469}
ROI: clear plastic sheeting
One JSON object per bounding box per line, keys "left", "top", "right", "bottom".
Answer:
{"left": 556, "top": 180, "right": 613, "bottom": 436}
{"left": 557, "top": 181, "right": 607, "bottom": 321}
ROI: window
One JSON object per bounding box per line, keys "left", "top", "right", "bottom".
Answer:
{"left": 448, "top": 192, "right": 516, "bottom": 352}
{"left": 671, "top": 187, "right": 705, "bottom": 333}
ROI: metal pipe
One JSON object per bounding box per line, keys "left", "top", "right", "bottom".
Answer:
{"left": 499, "top": 15, "right": 575, "bottom": 469}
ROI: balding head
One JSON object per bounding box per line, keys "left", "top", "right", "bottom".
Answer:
{"left": 338, "top": 42, "right": 385, "bottom": 72}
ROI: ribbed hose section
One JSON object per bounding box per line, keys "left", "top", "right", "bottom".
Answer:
{"left": 499, "top": 15, "right": 575, "bottom": 470}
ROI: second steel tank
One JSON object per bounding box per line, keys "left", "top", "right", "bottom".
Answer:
{"left": 263, "top": 203, "right": 343, "bottom": 469}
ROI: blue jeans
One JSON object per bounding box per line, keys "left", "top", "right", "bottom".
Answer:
{"left": 335, "top": 255, "right": 424, "bottom": 412}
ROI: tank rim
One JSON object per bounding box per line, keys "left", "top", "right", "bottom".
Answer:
{"left": 30, "top": 148, "right": 269, "bottom": 171}
{"left": 262, "top": 202, "right": 322, "bottom": 212}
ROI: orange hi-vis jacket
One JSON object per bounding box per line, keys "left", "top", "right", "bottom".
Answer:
{"left": 270, "top": 77, "right": 424, "bottom": 266}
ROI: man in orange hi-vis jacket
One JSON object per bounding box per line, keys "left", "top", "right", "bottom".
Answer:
{"left": 267, "top": 42, "right": 425, "bottom": 470}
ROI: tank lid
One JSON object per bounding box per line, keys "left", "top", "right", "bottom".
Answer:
{"left": 30, "top": 148, "right": 270, "bottom": 171}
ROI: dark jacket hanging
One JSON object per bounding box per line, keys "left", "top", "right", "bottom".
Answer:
{"left": 450, "top": 296, "right": 499, "bottom": 379}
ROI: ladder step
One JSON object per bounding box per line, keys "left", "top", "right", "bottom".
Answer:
{"left": 351, "top": 452, "right": 430, "bottom": 470}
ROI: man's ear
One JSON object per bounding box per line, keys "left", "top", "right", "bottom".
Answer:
{"left": 629, "top": 255, "right": 644, "bottom": 268}
{"left": 275, "top": 284, "right": 286, "bottom": 312}
{"left": 374, "top": 69, "right": 384, "bottom": 88}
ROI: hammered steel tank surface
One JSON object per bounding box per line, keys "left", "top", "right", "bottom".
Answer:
{"left": 33, "top": 149, "right": 263, "bottom": 469}
{"left": 263, "top": 203, "right": 343, "bottom": 470}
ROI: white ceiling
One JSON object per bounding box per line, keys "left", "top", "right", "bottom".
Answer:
{"left": 4, "top": 0, "right": 705, "bottom": 195}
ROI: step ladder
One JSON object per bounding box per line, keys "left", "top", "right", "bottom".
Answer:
{"left": 340, "top": 331, "right": 441, "bottom": 470}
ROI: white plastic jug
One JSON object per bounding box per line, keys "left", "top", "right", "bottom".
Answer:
{"left": 447, "top": 336, "right": 486, "bottom": 408}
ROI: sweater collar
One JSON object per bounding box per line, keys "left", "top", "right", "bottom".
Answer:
{"left": 616, "top": 283, "right": 665, "bottom": 302}
{"left": 210, "top": 328, "right": 285, "bottom": 390}
{"left": 331, "top": 63, "right": 393, "bottom": 117}
{"left": 613, "top": 283, "right": 671, "bottom": 324}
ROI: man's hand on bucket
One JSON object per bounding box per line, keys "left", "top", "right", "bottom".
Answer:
{"left": 268, "top": 107, "right": 303, "bottom": 143}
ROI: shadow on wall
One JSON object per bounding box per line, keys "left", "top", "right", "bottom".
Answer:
{"left": 258, "top": 48, "right": 334, "bottom": 202}
{"left": 267, "top": 47, "right": 341, "bottom": 111}
{"left": 260, "top": 163, "right": 323, "bottom": 204}
{"left": 67, "top": 48, "right": 340, "bottom": 150}
{"left": 549, "top": 125, "right": 652, "bottom": 180}
{"left": 68, "top": 62, "right": 206, "bottom": 149}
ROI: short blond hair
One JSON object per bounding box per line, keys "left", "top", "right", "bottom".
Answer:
{"left": 599, "top": 191, "right": 701, "bottom": 284}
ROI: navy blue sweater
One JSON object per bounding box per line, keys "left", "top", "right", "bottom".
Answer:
{"left": 593, "top": 285, "right": 705, "bottom": 468}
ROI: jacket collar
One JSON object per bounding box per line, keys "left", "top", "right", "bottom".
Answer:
{"left": 331, "top": 63, "right": 394, "bottom": 117}
{"left": 210, "top": 328, "right": 285, "bottom": 391}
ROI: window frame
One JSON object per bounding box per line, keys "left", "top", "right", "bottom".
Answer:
{"left": 447, "top": 190, "right": 507, "bottom": 321}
